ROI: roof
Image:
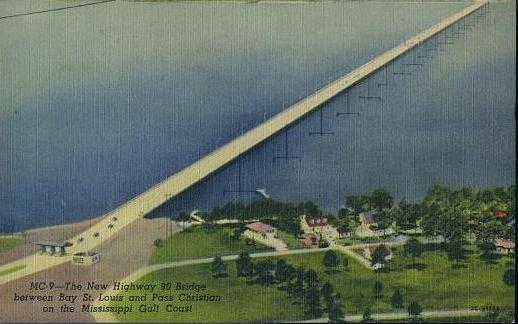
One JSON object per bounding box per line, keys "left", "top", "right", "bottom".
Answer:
{"left": 306, "top": 216, "right": 329, "bottom": 227}
{"left": 494, "top": 238, "right": 515, "bottom": 249}
{"left": 36, "top": 241, "right": 67, "bottom": 248}
{"left": 337, "top": 227, "right": 352, "bottom": 233}
{"left": 299, "top": 233, "right": 320, "bottom": 247}
{"left": 495, "top": 211, "right": 507, "bottom": 218}
{"left": 360, "top": 211, "right": 376, "bottom": 224}
{"left": 73, "top": 252, "right": 99, "bottom": 257}
{"left": 246, "top": 221, "right": 274, "bottom": 234}
{"left": 300, "top": 233, "right": 320, "bottom": 240}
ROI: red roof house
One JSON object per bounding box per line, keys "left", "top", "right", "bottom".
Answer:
{"left": 306, "top": 216, "right": 329, "bottom": 227}
{"left": 246, "top": 221, "right": 275, "bottom": 235}
{"left": 495, "top": 211, "right": 507, "bottom": 218}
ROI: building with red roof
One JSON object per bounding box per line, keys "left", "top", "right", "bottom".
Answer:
{"left": 494, "top": 238, "right": 515, "bottom": 253}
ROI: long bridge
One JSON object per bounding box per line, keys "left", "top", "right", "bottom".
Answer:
{"left": 0, "top": 0, "right": 489, "bottom": 285}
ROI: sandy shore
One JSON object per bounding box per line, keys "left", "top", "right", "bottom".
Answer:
{"left": 0, "top": 217, "right": 179, "bottom": 323}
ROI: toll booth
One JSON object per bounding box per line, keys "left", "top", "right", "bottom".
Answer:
{"left": 36, "top": 241, "right": 68, "bottom": 256}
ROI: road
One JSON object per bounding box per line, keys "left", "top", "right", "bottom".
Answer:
{"left": 0, "top": 0, "right": 488, "bottom": 286}
{"left": 302, "top": 309, "right": 486, "bottom": 323}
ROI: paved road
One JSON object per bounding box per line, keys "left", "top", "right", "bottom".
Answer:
{"left": 0, "top": 0, "right": 488, "bottom": 286}
{"left": 0, "top": 218, "right": 180, "bottom": 323}
{"left": 302, "top": 309, "right": 486, "bottom": 323}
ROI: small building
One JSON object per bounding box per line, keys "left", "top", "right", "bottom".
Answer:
{"left": 36, "top": 241, "right": 69, "bottom": 256}
{"left": 245, "top": 221, "right": 276, "bottom": 238}
{"left": 364, "top": 244, "right": 393, "bottom": 261}
{"left": 72, "top": 252, "right": 101, "bottom": 265}
{"left": 494, "top": 238, "right": 515, "bottom": 253}
{"left": 359, "top": 211, "right": 377, "bottom": 227}
{"left": 299, "top": 233, "right": 320, "bottom": 249}
{"left": 495, "top": 211, "right": 507, "bottom": 219}
{"left": 306, "top": 216, "right": 329, "bottom": 228}
{"left": 337, "top": 227, "right": 353, "bottom": 238}
{"left": 467, "top": 218, "right": 478, "bottom": 226}
{"left": 301, "top": 215, "right": 330, "bottom": 233}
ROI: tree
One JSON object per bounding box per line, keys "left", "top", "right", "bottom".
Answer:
{"left": 153, "top": 238, "right": 163, "bottom": 248}
{"left": 447, "top": 238, "right": 465, "bottom": 266}
{"left": 275, "top": 259, "right": 293, "bottom": 283}
{"left": 503, "top": 268, "right": 515, "bottom": 286}
{"left": 211, "top": 256, "right": 227, "bottom": 278}
{"left": 323, "top": 250, "right": 340, "bottom": 273}
{"left": 376, "top": 218, "right": 391, "bottom": 236}
{"left": 373, "top": 280, "right": 383, "bottom": 298}
{"left": 304, "top": 269, "right": 319, "bottom": 289}
{"left": 406, "top": 203, "right": 426, "bottom": 228}
{"left": 420, "top": 202, "right": 442, "bottom": 240}
{"left": 231, "top": 228, "right": 242, "bottom": 241}
{"left": 404, "top": 238, "right": 423, "bottom": 268}
{"left": 321, "top": 281, "right": 334, "bottom": 308}
{"left": 254, "top": 260, "right": 275, "bottom": 286}
{"left": 236, "top": 252, "right": 253, "bottom": 277}
{"left": 362, "top": 308, "right": 373, "bottom": 323}
{"left": 304, "top": 287, "right": 322, "bottom": 317}
{"left": 369, "top": 188, "right": 393, "bottom": 212}
{"left": 346, "top": 194, "right": 369, "bottom": 213}
{"left": 408, "top": 301, "right": 423, "bottom": 320}
{"left": 371, "top": 245, "right": 389, "bottom": 268}
{"left": 475, "top": 220, "right": 506, "bottom": 256}
{"left": 289, "top": 267, "right": 306, "bottom": 298}
{"left": 440, "top": 211, "right": 468, "bottom": 244}
{"left": 328, "top": 293, "right": 345, "bottom": 322}
{"left": 389, "top": 203, "right": 408, "bottom": 234}
{"left": 390, "top": 289, "right": 404, "bottom": 308}
{"left": 342, "top": 257, "right": 349, "bottom": 270}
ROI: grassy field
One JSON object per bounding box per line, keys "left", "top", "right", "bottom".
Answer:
{"left": 0, "top": 264, "right": 26, "bottom": 277}
{"left": 115, "top": 243, "right": 514, "bottom": 322}
{"left": 276, "top": 230, "right": 304, "bottom": 249}
{"left": 148, "top": 225, "right": 272, "bottom": 265}
{"left": 113, "top": 263, "right": 306, "bottom": 322}
{"left": 0, "top": 236, "right": 24, "bottom": 254}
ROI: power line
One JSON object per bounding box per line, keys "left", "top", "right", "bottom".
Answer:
{"left": 0, "top": 0, "right": 116, "bottom": 20}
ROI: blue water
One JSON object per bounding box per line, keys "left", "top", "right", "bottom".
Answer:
{"left": 0, "top": 0, "right": 515, "bottom": 231}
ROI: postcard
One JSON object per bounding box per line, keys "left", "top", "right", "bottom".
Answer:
{"left": 0, "top": 0, "right": 515, "bottom": 322}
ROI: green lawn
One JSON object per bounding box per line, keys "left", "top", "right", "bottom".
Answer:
{"left": 148, "top": 225, "right": 272, "bottom": 265}
{"left": 113, "top": 264, "right": 306, "bottom": 322}
{"left": 0, "top": 236, "right": 24, "bottom": 254}
{"left": 115, "top": 244, "right": 514, "bottom": 322}
{"left": 276, "top": 230, "right": 304, "bottom": 249}
{"left": 0, "top": 264, "right": 26, "bottom": 277}
{"left": 275, "top": 245, "right": 515, "bottom": 314}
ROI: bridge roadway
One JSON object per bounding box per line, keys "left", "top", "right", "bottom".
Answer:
{"left": 0, "top": 0, "right": 488, "bottom": 285}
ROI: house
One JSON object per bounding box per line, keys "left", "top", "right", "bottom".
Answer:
{"left": 299, "top": 233, "right": 320, "bottom": 248}
{"left": 72, "top": 252, "right": 101, "bottom": 265}
{"left": 467, "top": 218, "right": 478, "bottom": 226}
{"left": 359, "top": 211, "right": 377, "bottom": 227}
{"left": 494, "top": 238, "right": 515, "bottom": 253}
{"left": 305, "top": 216, "right": 329, "bottom": 230}
{"left": 364, "top": 244, "right": 393, "bottom": 261}
{"left": 300, "top": 215, "right": 339, "bottom": 242}
{"left": 245, "top": 221, "right": 276, "bottom": 238}
{"left": 336, "top": 227, "right": 352, "bottom": 238}
{"left": 495, "top": 210, "right": 507, "bottom": 219}
{"left": 301, "top": 215, "right": 327, "bottom": 233}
